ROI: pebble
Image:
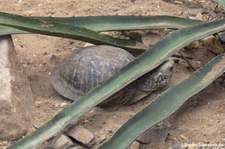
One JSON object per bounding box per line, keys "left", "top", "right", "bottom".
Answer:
{"left": 217, "top": 31, "right": 225, "bottom": 44}
{"left": 99, "top": 134, "right": 106, "bottom": 143}
{"left": 60, "top": 102, "right": 68, "bottom": 108}
{"left": 128, "top": 141, "right": 140, "bottom": 149}
{"left": 136, "top": 130, "right": 152, "bottom": 144}
{"left": 193, "top": 13, "right": 204, "bottom": 20}
{"left": 83, "top": 119, "right": 90, "bottom": 123}
{"left": 201, "top": 36, "right": 224, "bottom": 54}
{"left": 48, "top": 134, "right": 75, "bottom": 149}
{"left": 136, "top": 127, "right": 168, "bottom": 144}
{"left": 192, "top": 60, "right": 202, "bottom": 69}
{"left": 180, "top": 134, "right": 188, "bottom": 140}
{"left": 185, "top": 41, "right": 200, "bottom": 50}
{"left": 188, "top": 8, "right": 204, "bottom": 16}
{"left": 84, "top": 43, "right": 94, "bottom": 47}
{"left": 173, "top": 0, "right": 183, "bottom": 5}
{"left": 66, "top": 124, "right": 96, "bottom": 148}
{"left": 54, "top": 103, "right": 60, "bottom": 108}
{"left": 108, "top": 129, "right": 114, "bottom": 134}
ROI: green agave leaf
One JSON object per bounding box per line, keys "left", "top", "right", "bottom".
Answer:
{"left": 215, "top": 0, "right": 225, "bottom": 9}
{"left": 0, "top": 26, "right": 28, "bottom": 35}
{"left": 0, "top": 12, "right": 140, "bottom": 52}
{"left": 0, "top": 15, "right": 203, "bottom": 35}
{"left": 9, "top": 19, "right": 225, "bottom": 149}
{"left": 36, "top": 15, "right": 203, "bottom": 32}
{"left": 100, "top": 54, "right": 225, "bottom": 149}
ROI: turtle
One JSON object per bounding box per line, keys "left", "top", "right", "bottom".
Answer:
{"left": 51, "top": 45, "right": 174, "bottom": 106}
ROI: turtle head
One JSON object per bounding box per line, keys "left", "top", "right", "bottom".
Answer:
{"left": 138, "top": 60, "right": 174, "bottom": 92}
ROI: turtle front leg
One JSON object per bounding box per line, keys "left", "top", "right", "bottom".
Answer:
{"left": 121, "top": 82, "right": 150, "bottom": 106}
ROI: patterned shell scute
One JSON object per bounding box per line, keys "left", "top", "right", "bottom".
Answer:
{"left": 51, "top": 45, "right": 135, "bottom": 101}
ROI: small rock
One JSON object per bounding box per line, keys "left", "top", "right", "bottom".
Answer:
{"left": 136, "top": 127, "right": 168, "bottom": 144}
{"left": 99, "top": 134, "right": 106, "bottom": 143}
{"left": 180, "top": 134, "right": 188, "bottom": 140}
{"left": 194, "top": 13, "right": 204, "bottom": 20}
{"left": 136, "top": 131, "right": 151, "bottom": 144}
{"left": 173, "top": 0, "right": 183, "bottom": 5}
{"left": 201, "top": 36, "right": 225, "bottom": 54}
{"left": 66, "top": 124, "right": 96, "bottom": 148}
{"left": 217, "top": 31, "right": 225, "bottom": 44}
{"left": 188, "top": 8, "right": 204, "bottom": 16}
{"left": 141, "top": 32, "right": 161, "bottom": 46}
{"left": 108, "top": 129, "right": 114, "bottom": 134}
{"left": 192, "top": 60, "right": 202, "bottom": 68}
{"left": 98, "top": 5, "right": 102, "bottom": 10}
{"left": 83, "top": 119, "right": 90, "bottom": 123}
{"left": 60, "top": 102, "right": 69, "bottom": 108}
{"left": 54, "top": 103, "right": 60, "bottom": 108}
{"left": 182, "top": 10, "right": 189, "bottom": 18}
{"left": 48, "top": 134, "right": 74, "bottom": 149}
{"left": 84, "top": 43, "right": 94, "bottom": 47}
{"left": 128, "top": 141, "right": 140, "bottom": 149}
{"left": 185, "top": 41, "right": 200, "bottom": 50}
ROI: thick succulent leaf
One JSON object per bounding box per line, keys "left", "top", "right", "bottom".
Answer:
{"left": 0, "top": 15, "right": 203, "bottom": 35}
{"left": 0, "top": 26, "right": 28, "bottom": 35}
{"left": 215, "top": 0, "right": 225, "bottom": 9}
{"left": 0, "top": 12, "right": 140, "bottom": 52}
{"left": 8, "top": 19, "right": 225, "bottom": 149}
{"left": 36, "top": 15, "right": 203, "bottom": 31}
{"left": 100, "top": 54, "right": 225, "bottom": 149}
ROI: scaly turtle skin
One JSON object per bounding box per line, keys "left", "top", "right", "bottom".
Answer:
{"left": 51, "top": 45, "right": 174, "bottom": 106}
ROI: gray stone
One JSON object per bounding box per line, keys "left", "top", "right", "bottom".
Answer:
{"left": 217, "top": 31, "right": 225, "bottom": 44}
{"left": 188, "top": 8, "right": 204, "bottom": 16}
{"left": 128, "top": 141, "right": 140, "bottom": 149}
{"left": 66, "top": 124, "right": 96, "bottom": 148}
{"left": 99, "top": 134, "right": 106, "bottom": 143}
{"left": 185, "top": 41, "right": 200, "bottom": 50}
{"left": 201, "top": 36, "right": 225, "bottom": 54}
{"left": 0, "top": 35, "right": 33, "bottom": 140}
{"left": 136, "top": 127, "right": 168, "bottom": 144}
{"left": 48, "top": 134, "right": 74, "bottom": 149}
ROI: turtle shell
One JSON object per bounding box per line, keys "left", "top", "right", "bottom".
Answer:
{"left": 51, "top": 45, "right": 135, "bottom": 101}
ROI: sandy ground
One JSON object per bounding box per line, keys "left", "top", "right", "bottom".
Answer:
{"left": 0, "top": 0, "right": 225, "bottom": 148}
